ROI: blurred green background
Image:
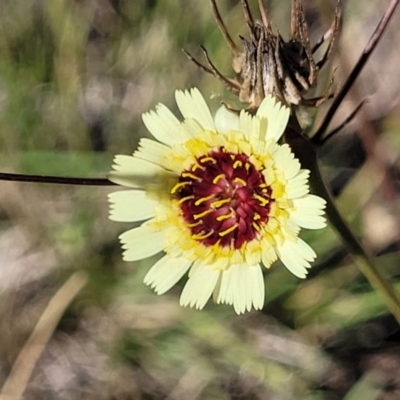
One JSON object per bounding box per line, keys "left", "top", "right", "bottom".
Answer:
{"left": 0, "top": 0, "right": 400, "bottom": 399}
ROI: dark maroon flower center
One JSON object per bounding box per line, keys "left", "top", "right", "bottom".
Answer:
{"left": 172, "top": 148, "right": 273, "bottom": 249}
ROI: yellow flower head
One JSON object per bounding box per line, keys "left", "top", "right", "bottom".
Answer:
{"left": 108, "top": 88, "right": 326, "bottom": 314}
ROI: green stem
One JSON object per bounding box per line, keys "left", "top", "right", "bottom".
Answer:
{"left": 313, "top": 159, "right": 400, "bottom": 323}
{"left": 286, "top": 120, "right": 400, "bottom": 324}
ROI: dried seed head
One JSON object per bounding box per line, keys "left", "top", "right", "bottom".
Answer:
{"left": 186, "top": 0, "right": 341, "bottom": 110}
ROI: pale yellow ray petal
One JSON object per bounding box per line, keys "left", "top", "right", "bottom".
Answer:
{"left": 230, "top": 264, "right": 264, "bottom": 314}
{"left": 109, "top": 155, "right": 168, "bottom": 188}
{"left": 214, "top": 105, "right": 239, "bottom": 134}
{"left": 134, "top": 138, "right": 169, "bottom": 165}
{"left": 285, "top": 169, "right": 310, "bottom": 198}
{"left": 142, "top": 104, "right": 185, "bottom": 146}
{"left": 175, "top": 88, "right": 215, "bottom": 131}
{"left": 272, "top": 144, "right": 301, "bottom": 180}
{"left": 119, "top": 224, "right": 164, "bottom": 261}
{"left": 144, "top": 255, "right": 192, "bottom": 295}
{"left": 180, "top": 262, "right": 220, "bottom": 310}
{"left": 108, "top": 190, "right": 156, "bottom": 222}
{"left": 257, "top": 95, "right": 290, "bottom": 141}
{"left": 276, "top": 239, "right": 316, "bottom": 278}
{"left": 291, "top": 195, "right": 327, "bottom": 229}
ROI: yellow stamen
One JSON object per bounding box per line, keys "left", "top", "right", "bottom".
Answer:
{"left": 252, "top": 222, "right": 260, "bottom": 232}
{"left": 187, "top": 221, "right": 202, "bottom": 228}
{"left": 176, "top": 195, "right": 194, "bottom": 205}
{"left": 195, "top": 195, "right": 214, "bottom": 206}
{"left": 182, "top": 172, "right": 201, "bottom": 181}
{"left": 245, "top": 162, "right": 251, "bottom": 171}
{"left": 253, "top": 213, "right": 261, "bottom": 221}
{"left": 192, "top": 162, "right": 205, "bottom": 171}
{"left": 194, "top": 209, "right": 214, "bottom": 220}
{"left": 192, "top": 230, "right": 214, "bottom": 240}
{"left": 170, "top": 181, "right": 190, "bottom": 194}
{"left": 200, "top": 156, "right": 216, "bottom": 164}
{"left": 254, "top": 194, "right": 269, "bottom": 207}
{"left": 216, "top": 210, "right": 235, "bottom": 221}
{"left": 211, "top": 199, "right": 230, "bottom": 208}
{"left": 213, "top": 174, "right": 226, "bottom": 184}
{"left": 233, "top": 177, "right": 247, "bottom": 186}
{"left": 233, "top": 160, "right": 242, "bottom": 169}
{"left": 219, "top": 224, "right": 238, "bottom": 237}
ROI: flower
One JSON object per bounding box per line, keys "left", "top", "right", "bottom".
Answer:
{"left": 108, "top": 88, "right": 326, "bottom": 314}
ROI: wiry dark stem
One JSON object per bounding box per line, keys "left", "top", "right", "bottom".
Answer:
{"left": 182, "top": 48, "right": 241, "bottom": 93}
{"left": 287, "top": 118, "right": 400, "bottom": 324}
{"left": 0, "top": 172, "right": 115, "bottom": 186}
{"left": 240, "top": 0, "right": 254, "bottom": 29}
{"left": 210, "top": 0, "right": 241, "bottom": 56}
{"left": 315, "top": 0, "right": 341, "bottom": 70}
{"left": 321, "top": 100, "right": 366, "bottom": 145}
{"left": 312, "top": 0, "right": 400, "bottom": 144}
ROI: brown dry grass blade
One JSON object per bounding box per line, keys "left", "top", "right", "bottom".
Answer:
{"left": 0, "top": 272, "right": 88, "bottom": 400}
{"left": 312, "top": 0, "right": 400, "bottom": 145}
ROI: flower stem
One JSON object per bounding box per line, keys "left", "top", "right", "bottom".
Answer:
{"left": 315, "top": 160, "right": 400, "bottom": 323}
{"left": 0, "top": 172, "right": 115, "bottom": 186}
{"left": 287, "top": 121, "right": 400, "bottom": 324}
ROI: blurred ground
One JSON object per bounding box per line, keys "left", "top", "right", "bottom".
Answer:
{"left": 0, "top": 1, "right": 400, "bottom": 399}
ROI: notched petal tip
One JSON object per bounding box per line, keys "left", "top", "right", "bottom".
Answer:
{"left": 175, "top": 86, "right": 215, "bottom": 131}
{"left": 256, "top": 96, "right": 290, "bottom": 141}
